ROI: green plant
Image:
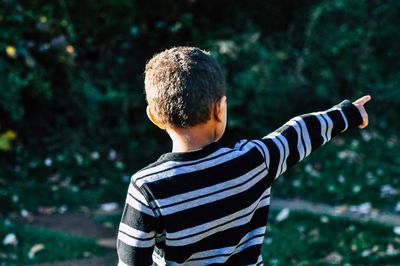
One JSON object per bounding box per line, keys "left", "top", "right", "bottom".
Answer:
{"left": 0, "top": 218, "right": 109, "bottom": 265}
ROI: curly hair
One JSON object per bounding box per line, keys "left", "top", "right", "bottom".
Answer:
{"left": 144, "top": 47, "right": 226, "bottom": 128}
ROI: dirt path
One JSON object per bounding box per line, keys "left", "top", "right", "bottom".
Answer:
{"left": 19, "top": 211, "right": 118, "bottom": 266}
{"left": 32, "top": 255, "right": 117, "bottom": 266}
{"left": 21, "top": 212, "right": 116, "bottom": 239}
{"left": 23, "top": 198, "right": 400, "bottom": 265}
{"left": 271, "top": 198, "right": 400, "bottom": 226}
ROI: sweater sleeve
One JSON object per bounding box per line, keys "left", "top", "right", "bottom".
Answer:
{"left": 117, "top": 182, "right": 158, "bottom": 266}
{"left": 251, "top": 100, "right": 363, "bottom": 182}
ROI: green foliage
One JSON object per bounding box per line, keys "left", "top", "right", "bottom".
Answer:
{"left": 273, "top": 131, "right": 400, "bottom": 211}
{"left": 264, "top": 210, "right": 400, "bottom": 265}
{"left": 210, "top": 0, "right": 400, "bottom": 136}
{"left": 0, "top": 0, "right": 399, "bottom": 213}
{"left": 302, "top": 0, "right": 400, "bottom": 111}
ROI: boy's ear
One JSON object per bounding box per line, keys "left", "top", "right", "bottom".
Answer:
{"left": 146, "top": 106, "right": 166, "bottom": 130}
{"left": 214, "top": 96, "right": 227, "bottom": 122}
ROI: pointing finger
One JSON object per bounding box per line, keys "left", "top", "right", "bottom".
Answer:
{"left": 354, "top": 95, "right": 372, "bottom": 105}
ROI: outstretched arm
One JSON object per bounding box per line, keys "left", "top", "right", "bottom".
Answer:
{"left": 251, "top": 96, "right": 371, "bottom": 182}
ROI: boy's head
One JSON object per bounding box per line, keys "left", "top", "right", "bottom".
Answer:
{"left": 144, "top": 47, "right": 226, "bottom": 129}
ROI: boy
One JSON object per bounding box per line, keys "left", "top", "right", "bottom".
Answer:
{"left": 117, "top": 46, "right": 370, "bottom": 265}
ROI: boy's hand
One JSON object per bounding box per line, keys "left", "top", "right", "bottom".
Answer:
{"left": 352, "top": 95, "right": 371, "bottom": 129}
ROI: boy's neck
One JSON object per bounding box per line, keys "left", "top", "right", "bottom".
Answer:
{"left": 167, "top": 123, "right": 218, "bottom": 152}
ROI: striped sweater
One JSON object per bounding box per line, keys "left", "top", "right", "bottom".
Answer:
{"left": 117, "top": 100, "right": 362, "bottom": 265}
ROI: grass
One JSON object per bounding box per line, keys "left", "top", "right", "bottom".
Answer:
{"left": 96, "top": 209, "right": 400, "bottom": 265}
{"left": 273, "top": 130, "right": 400, "bottom": 211}
{"left": 263, "top": 210, "right": 400, "bottom": 265}
{"left": 2, "top": 206, "right": 400, "bottom": 265}
{"left": 2, "top": 129, "right": 399, "bottom": 216}
{"left": 0, "top": 218, "right": 110, "bottom": 265}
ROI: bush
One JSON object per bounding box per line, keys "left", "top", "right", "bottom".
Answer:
{"left": 0, "top": 0, "right": 399, "bottom": 213}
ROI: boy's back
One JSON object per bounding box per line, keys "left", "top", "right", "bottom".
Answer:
{"left": 117, "top": 47, "right": 370, "bottom": 265}
{"left": 125, "top": 141, "right": 270, "bottom": 265}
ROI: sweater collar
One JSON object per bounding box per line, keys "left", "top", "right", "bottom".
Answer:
{"left": 157, "top": 141, "right": 222, "bottom": 162}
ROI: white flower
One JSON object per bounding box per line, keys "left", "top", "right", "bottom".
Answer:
{"left": 74, "top": 153, "right": 83, "bottom": 165}
{"left": 3, "top": 233, "right": 17, "bottom": 246}
{"left": 44, "top": 158, "right": 52, "bottom": 167}
{"left": 352, "top": 185, "right": 361, "bottom": 194}
{"left": 58, "top": 205, "right": 68, "bottom": 214}
{"left": 394, "top": 227, "right": 400, "bottom": 235}
{"left": 337, "top": 175, "right": 346, "bottom": 184}
{"left": 337, "top": 150, "right": 357, "bottom": 161}
{"left": 263, "top": 237, "right": 273, "bottom": 245}
{"left": 276, "top": 208, "right": 290, "bottom": 222}
{"left": 215, "top": 40, "right": 238, "bottom": 58}
{"left": 380, "top": 185, "right": 397, "bottom": 198}
{"left": 304, "top": 164, "right": 320, "bottom": 177}
{"left": 90, "top": 151, "right": 100, "bottom": 160}
{"left": 395, "top": 202, "right": 400, "bottom": 212}
{"left": 108, "top": 149, "right": 117, "bottom": 161}
{"left": 12, "top": 194, "right": 18, "bottom": 203}
{"left": 100, "top": 202, "right": 119, "bottom": 212}
{"left": 21, "top": 209, "right": 29, "bottom": 218}
{"left": 361, "top": 250, "right": 370, "bottom": 257}
{"left": 386, "top": 243, "right": 399, "bottom": 255}
{"left": 320, "top": 216, "right": 329, "bottom": 223}
{"left": 361, "top": 131, "right": 372, "bottom": 142}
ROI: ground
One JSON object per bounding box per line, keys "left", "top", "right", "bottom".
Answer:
{"left": 10, "top": 197, "right": 400, "bottom": 265}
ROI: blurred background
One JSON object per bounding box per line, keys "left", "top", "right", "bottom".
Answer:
{"left": 0, "top": 0, "right": 399, "bottom": 265}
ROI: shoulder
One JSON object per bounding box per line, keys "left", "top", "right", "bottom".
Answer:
{"left": 131, "top": 141, "right": 265, "bottom": 186}
{"left": 233, "top": 139, "right": 269, "bottom": 158}
{"left": 130, "top": 159, "right": 174, "bottom": 188}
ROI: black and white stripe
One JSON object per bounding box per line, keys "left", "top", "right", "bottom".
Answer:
{"left": 117, "top": 100, "right": 362, "bottom": 265}
{"left": 126, "top": 183, "right": 155, "bottom": 217}
{"left": 118, "top": 223, "right": 155, "bottom": 248}
{"left": 135, "top": 149, "right": 242, "bottom": 187}
{"left": 165, "top": 226, "right": 266, "bottom": 265}
{"left": 164, "top": 191, "right": 270, "bottom": 247}
{"left": 152, "top": 164, "right": 268, "bottom": 216}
